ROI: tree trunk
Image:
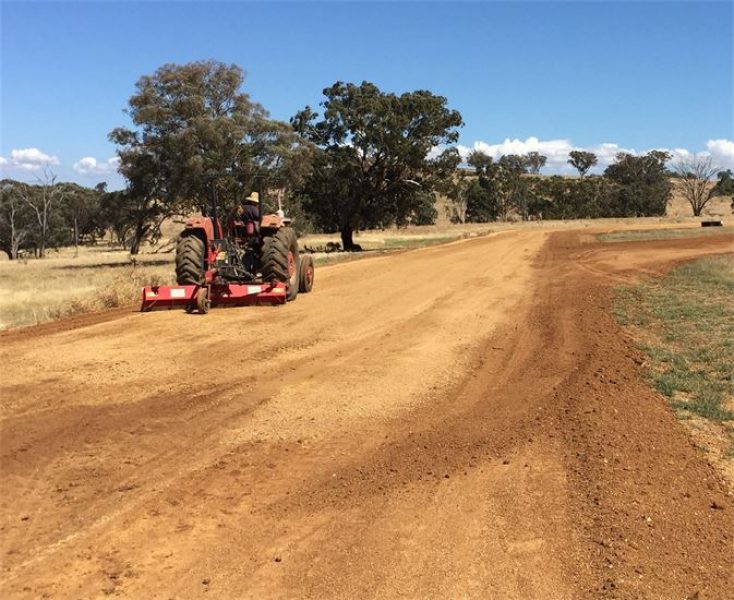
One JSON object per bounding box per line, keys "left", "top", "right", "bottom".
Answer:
{"left": 9, "top": 223, "right": 21, "bottom": 260}
{"left": 39, "top": 207, "right": 48, "bottom": 258}
{"left": 129, "top": 233, "right": 142, "bottom": 255}
{"left": 129, "top": 221, "right": 148, "bottom": 255}
{"left": 340, "top": 228, "right": 355, "bottom": 251}
{"left": 73, "top": 216, "right": 79, "bottom": 257}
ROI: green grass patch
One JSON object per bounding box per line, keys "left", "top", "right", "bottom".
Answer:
{"left": 383, "top": 234, "right": 462, "bottom": 249}
{"left": 309, "top": 233, "right": 474, "bottom": 266}
{"left": 311, "top": 252, "right": 374, "bottom": 267}
{"left": 599, "top": 226, "right": 733, "bottom": 243}
{"left": 614, "top": 255, "right": 734, "bottom": 453}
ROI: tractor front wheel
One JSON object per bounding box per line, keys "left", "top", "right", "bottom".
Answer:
{"left": 195, "top": 287, "right": 210, "bottom": 314}
{"left": 261, "top": 227, "right": 300, "bottom": 301}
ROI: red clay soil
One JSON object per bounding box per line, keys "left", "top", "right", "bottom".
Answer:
{"left": 1, "top": 229, "right": 732, "bottom": 599}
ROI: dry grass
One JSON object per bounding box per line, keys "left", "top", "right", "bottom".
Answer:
{"left": 598, "top": 225, "right": 733, "bottom": 243}
{"left": 0, "top": 247, "right": 174, "bottom": 330}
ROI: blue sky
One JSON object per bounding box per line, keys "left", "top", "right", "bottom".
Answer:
{"left": 1, "top": 1, "right": 732, "bottom": 188}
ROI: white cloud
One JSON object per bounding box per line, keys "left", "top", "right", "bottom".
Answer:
{"left": 11, "top": 148, "right": 60, "bottom": 165}
{"left": 661, "top": 147, "right": 696, "bottom": 163}
{"left": 453, "top": 137, "right": 734, "bottom": 173}
{"left": 73, "top": 156, "right": 120, "bottom": 176}
{"left": 0, "top": 147, "right": 60, "bottom": 171}
{"left": 458, "top": 137, "right": 572, "bottom": 166}
{"left": 587, "top": 142, "right": 636, "bottom": 167}
{"left": 426, "top": 145, "right": 448, "bottom": 160}
{"left": 456, "top": 137, "right": 636, "bottom": 172}
{"left": 706, "top": 139, "right": 734, "bottom": 170}
{"left": 649, "top": 140, "right": 734, "bottom": 170}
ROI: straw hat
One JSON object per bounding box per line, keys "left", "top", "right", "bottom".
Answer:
{"left": 244, "top": 192, "right": 260, "bottom": 204}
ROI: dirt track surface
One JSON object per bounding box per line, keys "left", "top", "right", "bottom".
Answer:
{"left": 2, "top": 229, "right": 733, "bottom": 599}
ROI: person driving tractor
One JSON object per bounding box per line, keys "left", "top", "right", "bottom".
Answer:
{"left": 239, "top": 192, "right": 260, "bottom": 222}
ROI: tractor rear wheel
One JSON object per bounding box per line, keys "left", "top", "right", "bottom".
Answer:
{"left": 175, "top": 232, "right": 206, "bottom": 285}
{"left": 261, "top": 227, "right": 300, "bottom": 301}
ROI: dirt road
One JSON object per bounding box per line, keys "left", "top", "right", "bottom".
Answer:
{"left": 2, "top": 229, "right": 733, "bottom": 599}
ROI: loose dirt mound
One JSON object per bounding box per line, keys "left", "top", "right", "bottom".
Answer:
{"left": 1, "top": 229, "right": 732, "bottom": 598}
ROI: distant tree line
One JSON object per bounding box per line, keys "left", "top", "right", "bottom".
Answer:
{"left": 2, "top": 60, "right": 733, "bottom": 259}
{"left": 455, "top": 149, "right": 674, "bottom": 223}
{"left": 0, "top": 173, "right": 180, "bottom": 260}
{"left": 1, "top": 172, "right": 100, "bottom": 259}
{"left": 449, "top": 151, "right": 734, "bottom": 224}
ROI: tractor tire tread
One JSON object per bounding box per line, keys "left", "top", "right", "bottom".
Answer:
{"left": 175, "top": 233, "right": 205, "bottom": 285}
{"left": 261, "top": 227, "right": 300, "bottom": 301}
{"left": 261, "top": 229, "right": 293, "bottom": 283}
{"left": 298, "top": 254, "right": 314, "bottom": 293}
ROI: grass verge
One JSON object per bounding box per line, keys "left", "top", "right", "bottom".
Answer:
{"left": 0, "top": 250, "right": 174, "bottom": 330}
{"left": 307, "top": 232, "right": 481, "bottom": 266}
{"left": 383, "top": 234, "right": 463, "bottom": 248}
{"left": 599, "top": 226, "right": 733, "bottom": 243}
{"left": 614, "top": 255, "right": 734, "bottom": 456}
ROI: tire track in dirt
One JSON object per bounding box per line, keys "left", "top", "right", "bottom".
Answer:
{"left": 545, "top": 232, "right": 734, "bottom": 599}
{"left": 1, "top": 232, "right": 545, "bottom": 597}
{"left": 1, "top": 229, "right": 732, "bottom": 599}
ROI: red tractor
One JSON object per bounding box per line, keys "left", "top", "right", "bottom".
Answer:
{"left": 141, "top": 192, "right": 314, "bottom": 313}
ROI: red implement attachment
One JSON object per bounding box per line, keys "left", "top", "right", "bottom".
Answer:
{"left": 140, "top": 282, "right": 287, "bottom": 312}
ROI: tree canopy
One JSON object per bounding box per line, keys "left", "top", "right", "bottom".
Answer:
{"left": 604, "top": 151, "right": 672, "bottom": 216}
{"left": 291, "top": 81, "right": 463, "bottom": 248}
{"left": 109, "top": 60, "right": 311, "bottom": 252}
{"left": 712, "top": 169, "right": 734, "bottom": 201}
{"left": 463, "top": 151, "right": 532, "bottom": 222}
{"left": 452, "top": 149, "right": 672, "bottom": 223}
{"left": 711, "top": 169, "right": 734, "bottom": 215}
{"left": 567, "top": 151, "right": 598, "bottom": 177}
{"left": 0, "top": 176, "right": 106, "bottom": 259}
{"left": 525, "top": 152, "right": 547, "bottom": 175}
{"left": 672, "top": 156, "right": 721, "bottom": 217}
